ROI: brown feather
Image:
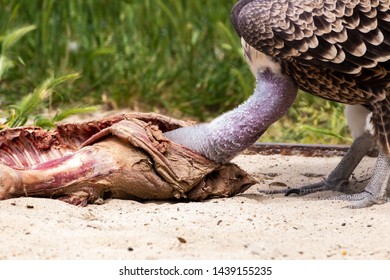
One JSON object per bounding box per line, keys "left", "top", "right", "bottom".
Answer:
{"left": 231, "top": 0, "right": 390, "bottom": 153}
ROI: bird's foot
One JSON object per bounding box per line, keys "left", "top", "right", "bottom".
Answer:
{"left": 259, "top": 178, "right": 349, "bottom": 196}
{"left": 260, "top": 133, "right": 375, "bottom": 197}
{"left": 330, "top": 191, "right": 389, "bottom": 209}
{"left": 335, "top": 150, "right": 390, "bottom": 208}
{"left": 286, "top": 179, "right": 350, "bottom": 196}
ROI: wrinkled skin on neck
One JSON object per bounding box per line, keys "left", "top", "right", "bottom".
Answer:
{"left": 164, "top": 69, "right": 298, "bottom": 162}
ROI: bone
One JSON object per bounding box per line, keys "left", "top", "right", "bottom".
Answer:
{"left": 0, "top": 113, "right": 256, "bottom": 205}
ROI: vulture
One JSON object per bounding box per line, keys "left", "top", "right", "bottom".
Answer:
{"left": 166, "top": 0, "right": 390, "bottom": 208}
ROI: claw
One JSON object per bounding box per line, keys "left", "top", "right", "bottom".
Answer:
{"left": 285, "top": 188, "right": 301, "bottom": 196}
{"left": 261, "top": 181, "right": 336, "bottom": 197}
{"left": 259, "top": 132, "right": 383, "bottom": 209}
{"left": 334, "top": 191, "right": 388, "bottom": 209}
{"left": 258, "top": 188, "right": 290, "bottom": 195}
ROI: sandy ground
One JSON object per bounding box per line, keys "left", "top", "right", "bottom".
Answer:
{"left": 0, "top": 150, "right": 389, "bottom": 260}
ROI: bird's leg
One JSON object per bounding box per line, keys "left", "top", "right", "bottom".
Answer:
{"left": 277, "top": 131, "right": 376, "bottom": 196}
{"left": 262, "top": 105, "right": 377, "bottom": 197}
{"left": 336, "top": 149, "right": 390, "bottom": 208}
{"left": 263, "top": 131, "right": 390, "bottom": 208}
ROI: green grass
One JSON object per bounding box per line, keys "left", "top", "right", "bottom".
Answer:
{"left": 0, "top": 0, "right": 351, "bottom": 145}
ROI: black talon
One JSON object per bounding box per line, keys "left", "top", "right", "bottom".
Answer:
{"left": 285, "top": 189, "right": 301, "bottom": 196}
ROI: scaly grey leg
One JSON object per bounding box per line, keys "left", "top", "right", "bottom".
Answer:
{"left": 336, "top": 150, "right": 390, "bottom": 208}
{"left": 261, "top": 132, "right": 376, "bottom": 195}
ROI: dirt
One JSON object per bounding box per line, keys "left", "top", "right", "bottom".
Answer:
{"left": 1, "top": 151, "right": 389, "bottom": 260}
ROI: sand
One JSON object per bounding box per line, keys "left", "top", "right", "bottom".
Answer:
{"left": 0, "top": 152, "right": 389, "bottom": 260}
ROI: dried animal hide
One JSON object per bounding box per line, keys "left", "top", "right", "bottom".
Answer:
{"left": 0, "top": 113, "right": 256, "bottom": 206}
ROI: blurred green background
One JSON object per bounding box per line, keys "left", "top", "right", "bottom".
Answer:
{"left": 0, "top": 0, "right": 350, "bottom": 144}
